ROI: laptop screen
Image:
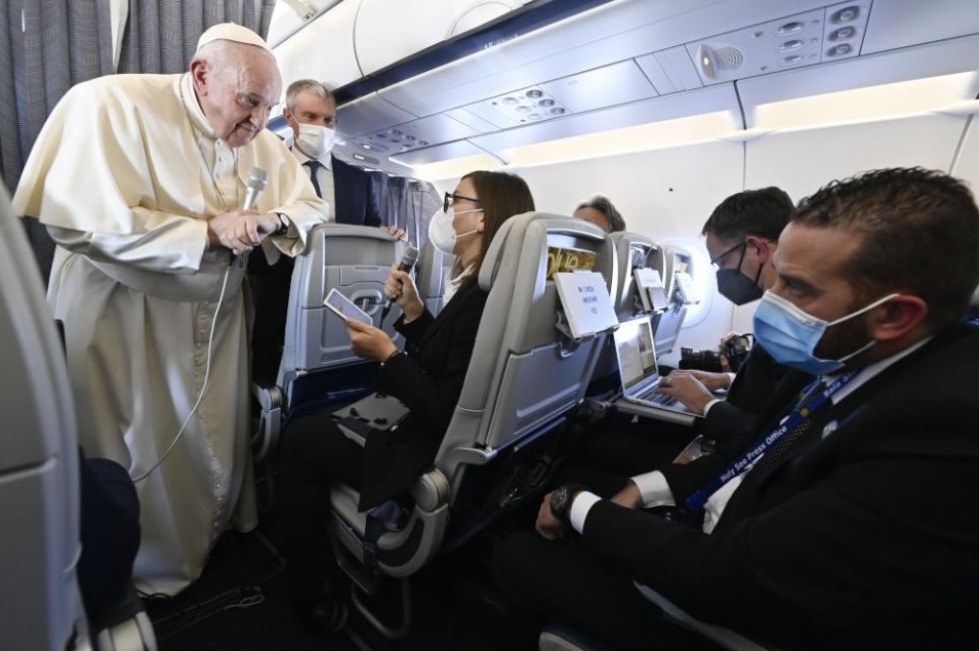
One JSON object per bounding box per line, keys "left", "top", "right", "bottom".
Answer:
{"left": 613, "top": 316, "right": 660, "bottom": 390}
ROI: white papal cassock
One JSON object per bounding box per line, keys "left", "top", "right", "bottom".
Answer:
{"left": 13, "top": 72, "right": 328, "bottom": 595}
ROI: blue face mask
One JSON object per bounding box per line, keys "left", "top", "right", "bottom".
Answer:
{"left": 753, "top": 291, "right": 898, "bottom": 374}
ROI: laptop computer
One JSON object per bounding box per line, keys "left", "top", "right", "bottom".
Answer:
{"left": 612, "top": 315, "right": 701, "bottom": 426}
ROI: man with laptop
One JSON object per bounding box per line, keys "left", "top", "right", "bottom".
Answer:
{"left": 494, "top": 168, "right": 979, "bottom": 650}
{"left": 655, "top": 186, "right": 803, "bottom": 443}
{"left": 567, "top": 187, "right": 806, "bottom": 479}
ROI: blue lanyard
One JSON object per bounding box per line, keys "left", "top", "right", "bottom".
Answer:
{"left": 683, "top": 371, "right": 858, "bottom": 514}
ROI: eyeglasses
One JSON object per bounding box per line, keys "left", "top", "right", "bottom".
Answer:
{"left": 443, "top": 192, "right": 481, "bottom": 213}
{"left": 709, "top": 241, "right": 748, "bottom": 269}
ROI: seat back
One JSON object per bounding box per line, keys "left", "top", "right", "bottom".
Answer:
{"left": 437, "top": 213, "right": 616, "bottom": 478}
{"left": 329, "top": 213, "right": 616, "bottom": 580}
{"left": 650, "top": 244, "right": 689, "bottom": 358}
{"left": 0, "top": 185, "right": 89, "bottom": 649}
{"left": 586, "top": 231, "right": 664, "bottom": 396}
{"left": 277, "top": 224, "right": 405, "bottom": 412}
{"left": 414, "top": 240, "right": 455, "bottom": 317}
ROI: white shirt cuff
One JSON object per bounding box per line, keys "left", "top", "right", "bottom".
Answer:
{"left": 569, "top": 491, "right": 602, "bottom": 535}
{"left": 630, "top": 471, "right": 676, "bottom": 508}
{"left": 702, "top": 397, "right": 725, "bottom": 416}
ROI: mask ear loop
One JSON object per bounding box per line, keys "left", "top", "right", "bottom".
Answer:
{"left": 741, "top": 240, "right": 765, "bottom": 288}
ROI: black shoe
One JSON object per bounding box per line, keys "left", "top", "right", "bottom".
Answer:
{"left": 293, "top": 597, "right": 349, "bottom": 635}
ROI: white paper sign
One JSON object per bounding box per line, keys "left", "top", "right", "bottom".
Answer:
{"left": 553, "top": 271, "right": 618, "bottom": 339}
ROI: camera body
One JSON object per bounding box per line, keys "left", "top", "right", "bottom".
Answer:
{"left": 679, "top": 334, "right": 753, "bottom": 373}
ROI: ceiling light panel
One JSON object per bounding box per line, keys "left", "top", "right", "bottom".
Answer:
{"left": 685, "top": 1, "right": 871, "bottom": 86}
{"left": 353, "top": 113, "right": 481, "bottom": 154}
{"left": 479, "top": 85, "right": 573, "bottom": 127}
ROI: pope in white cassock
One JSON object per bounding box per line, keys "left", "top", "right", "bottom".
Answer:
{"left": 13, "top": 23, "right": 329, "bottom": 595}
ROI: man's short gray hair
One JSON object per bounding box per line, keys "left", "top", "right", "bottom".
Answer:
{"left": 575, "top": 194, "right": 626, "bottom": 232}
{"left": 286, "top": 79, "right": 335, "bottom": 111}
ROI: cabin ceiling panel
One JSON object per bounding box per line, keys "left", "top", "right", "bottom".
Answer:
{"left": 634, "top": 46, "right": 706, "bottom": 94}
{"left": 349, "top": 113, "right": 483, "bottom": 157}
{"left": 336, "top": 93, "right": 418, "bottom": 139}
{"left": 441, "top": 107, "right": 503, "bottom": 134}
{"left": 373, "top": 0, "right": 828, "bottom": 119}
{"left": 389, "top": 140, "right": 492, "bottom": 167}
{"left": 861, "top": 0, "right": 979, "bottom": 54}
{"left": 539, "top": 61, "right": 658, "bottom": 114}
{"left": 683, "top": 2, "right": 870, "bottom": 87}
{"left": 468, "top": 84, "right": 740, "bottom": 154}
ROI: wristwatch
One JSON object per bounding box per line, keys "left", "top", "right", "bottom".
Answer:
{"left": 549, "top": 483, "right": 587, "bottom": 525}
{"left": 275, "top": 212, "right": 291, "bottom": 236}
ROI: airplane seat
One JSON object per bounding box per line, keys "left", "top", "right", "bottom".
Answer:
{"left": 585, "top": 231, "right": 665, "bottom": 400}
{"left": 251, "top": 224, "right": 405, "bottom": 463}
{"left": 632, "top": 583, "right": 774, "bottom": 651}
{"left": 538, "top": 625, "right": 621, "bottom": 651}
{"left": 414, "top": 239, "right": 456, "bottom": 317}
{"left": 537, "top": 582, "right": 775, "bottom": 651}
{"left": 650, "top": 244, "right": 690, "bottom": 360}
{"left": 0, "top": 183, "right": 154, "bottom": 651}
{"left": 327, "top": 213, "right": 617, "bottom": 638}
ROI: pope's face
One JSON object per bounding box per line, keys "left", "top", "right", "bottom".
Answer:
{"left": 193, "top": 46, "right": 281, "bottom": 148}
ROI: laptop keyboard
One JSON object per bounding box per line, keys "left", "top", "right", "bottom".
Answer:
{"left": 635, "top": 386, "right": 678, "bottom": 407}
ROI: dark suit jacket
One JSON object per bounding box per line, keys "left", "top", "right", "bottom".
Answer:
{"left": 581, "top": 324, "right": 979, "bottom": 650}
{"left": 357, "top": 281, "right": 488, "bottom": 510}
{"left": 332, "top": 156, "right": 381, "bottom": 227}
{"left": 699, "top": 345, "right": 801, "bottom": 443}
{"left": 247, "top": 154, "right": 382, "bottom": 383}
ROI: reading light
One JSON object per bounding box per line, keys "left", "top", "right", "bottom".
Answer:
{"left": 831, "top": 6, "right": 860, "bottom": 23}
{"left": 775, "top": 21, "right": 805, "bottom": 36}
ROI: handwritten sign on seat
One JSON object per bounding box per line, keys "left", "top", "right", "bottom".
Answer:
{"left": 553, "top": 271, "right": 618, "bottom": 339}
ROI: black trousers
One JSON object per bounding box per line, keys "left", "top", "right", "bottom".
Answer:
{"left": 78, "top": 454, "right": 140, "bottom": 628}
{"left": 561, "top": 415, "right": 694, "bottom": 483}
{"left": 492, "top": 531, "right": 716, "bottom": 651}
{"left": 277, "top": 412, "right": 365, "bottom": 602}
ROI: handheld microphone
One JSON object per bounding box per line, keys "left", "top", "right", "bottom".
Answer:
{"left": 242, "top": 167, "right": 268, "bottom": 210}
{"left": 381, "top": 244, "right": 420, "bottom": 323}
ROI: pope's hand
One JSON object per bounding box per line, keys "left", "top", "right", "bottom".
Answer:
{"left": 207, "top": 210, "right": 282, "bottom": 255}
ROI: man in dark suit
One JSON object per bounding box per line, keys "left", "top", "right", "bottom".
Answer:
{"left": 660, "top": 187, "right": 800, "bottom": 443}
{"left": 248, "top": 79, "right": 389, "bottom": 384}
{"left": 494, "top": 167, "right": 979, "bottom": 651}
{"left": 279, "top": 79, "right": 382, "bottom": 227}
{"left": 568, "top": 187, "right": 804, "bottom": 479}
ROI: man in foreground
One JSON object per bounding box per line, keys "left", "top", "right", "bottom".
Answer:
{"left": 494, "top": 167, "right": 979, "bottom": 650}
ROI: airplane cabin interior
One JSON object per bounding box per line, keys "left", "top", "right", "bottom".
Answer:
{"left": 3, "top": 0, "right": 979, "bottom": 649}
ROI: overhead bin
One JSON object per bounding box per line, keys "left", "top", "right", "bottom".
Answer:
{"left": 270, "top": 0, "right": 535, "bottom": 94}
{"left": 270, "top": 0, "right": 979, "bottom": 173}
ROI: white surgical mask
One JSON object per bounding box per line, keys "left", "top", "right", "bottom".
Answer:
{"left": 296, "top": 123, "right": 335, "bottom": 159}
{"left": 428, "top": 209, "right": 481, "bottom": 255}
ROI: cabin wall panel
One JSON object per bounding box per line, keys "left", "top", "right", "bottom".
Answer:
{"left": 731, "top": 115, "right": 969, "bottom": 333}
{"left": 950, "top": 118, "right": 979, "bottom": 191}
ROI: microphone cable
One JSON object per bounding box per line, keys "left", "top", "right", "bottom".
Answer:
{"left": 132, "top": 264, "right": 230, "bottom": 483}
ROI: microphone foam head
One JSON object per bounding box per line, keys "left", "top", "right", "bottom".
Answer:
{"left": 247, "top": 167, "right": 268, "bottom": 190}
{"left": 404, "top": 244, "right": 419, "bottom": 266}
